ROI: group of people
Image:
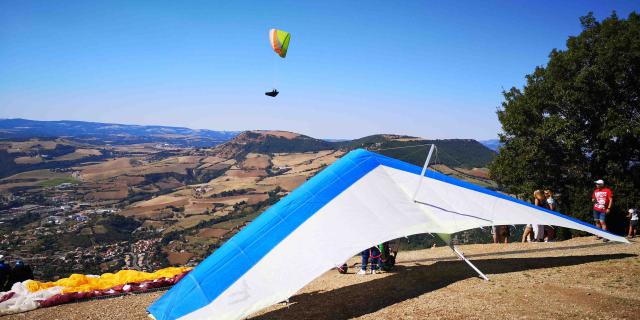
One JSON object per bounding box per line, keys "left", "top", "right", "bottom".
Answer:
{"left": 357, "top": 242, "right": 397, "bottom": 275}
{"left": 0, "top": 255, "right": 34, "bottom": 292}
{"left": 522, "top": 189, "right": 557, "bottom": 243}
{"left": 491, "top": 189, "right": 558, "bottom": 244}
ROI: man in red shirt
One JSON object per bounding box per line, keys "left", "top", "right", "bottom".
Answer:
{"left": 592, "top": 179, "right": 613, "bottom": 239}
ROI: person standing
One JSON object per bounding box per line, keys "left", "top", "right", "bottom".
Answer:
{"left": 592, "top": 179, "right": 613, "bottom": 241}
{"left": 522, "top": 224, "right": 534, "bottom": 243}
{"left": 492, "top": 225, "right": 509, "bottom": 243}
{"left": 543, "top": 190, "right": 557, "bottom": 242}
{"left": 0, "top": 255, "right": 10, "bottom": 291}
{"left": 628, "top": 208, "right": 638, "bottom": 238}
{"left": 532, "top": 190, "right": 547, "bottom": 241}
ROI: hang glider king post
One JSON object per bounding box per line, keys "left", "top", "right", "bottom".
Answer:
{"left": 413, "top": 144, "right": 490, "bottom": 281}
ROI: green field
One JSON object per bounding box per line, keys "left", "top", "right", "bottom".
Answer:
{"left": 39, "top": 176, "right": 79, "bottom": 187}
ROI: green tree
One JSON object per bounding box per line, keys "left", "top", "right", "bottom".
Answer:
{"left": 490, "top": 12, "right": 640, "bottom": 235}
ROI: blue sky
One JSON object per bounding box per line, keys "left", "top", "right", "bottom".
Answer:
{"left": 1, "top": 1, "right": 638, "bottom": 140}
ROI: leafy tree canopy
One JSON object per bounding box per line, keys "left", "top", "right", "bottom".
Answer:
{"left": 490, "top": 12, "right": 640, "bottom": 234}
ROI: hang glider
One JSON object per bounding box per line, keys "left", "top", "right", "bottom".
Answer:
{"left": 148, "top": 149, "right": 627, "bottom": 320}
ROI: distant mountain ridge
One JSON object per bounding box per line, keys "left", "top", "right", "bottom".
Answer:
{"left": 336, "top": 134, "right": 496, "bottom": 168}
{"left": 0, "top": 119, "right": 497, "bottom": 177}
{"left": 215, "top": 132, "right": 496, "bottom": 169}
{"left": 480, "top": 139, "right": 501, "bottom": 152}
{"left": 0, "top": 118, "right": 240, "bottom": 147}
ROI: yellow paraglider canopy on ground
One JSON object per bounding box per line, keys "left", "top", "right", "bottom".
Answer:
{"left": 25, "top": 267, "right": 191, "bottom": 293}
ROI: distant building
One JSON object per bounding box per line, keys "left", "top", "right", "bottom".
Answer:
{"left": 72, "top": 214, "right": 89, "bottom": 222}
{"left": 56, "top": 183, "right": 75, "bottom": 189}
{"left": 46, "top": 216, "right": 66, "bottom": 225}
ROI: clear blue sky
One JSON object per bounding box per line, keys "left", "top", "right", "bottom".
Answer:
{"left": 1, "top": 1, "right": 638, "bottom": 140}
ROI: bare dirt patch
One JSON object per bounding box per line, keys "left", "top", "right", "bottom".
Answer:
{"left": 271, "top": 150, "right": 336, "bottom": 168}
{"left": 166, "top": 251, "right": 194, "bottom": 265}
{"left": 259, "top": 175, "right": 308, "bottom": 191}
{"left": 133, "top": 195, "right": 188, "bottom": 208}
{"left": 457, "top": 167, "right": 491, "bottom": 180}
{"left": 226, "top": 168, "right": 268, "bottom": 178}
{"left": 80, "top": 158, "right": 134, "bottom": 181}
{"left": 252, "top": 130, "right": 301, "bottom": 139}
{"left": 242, "top": 153, "right": 271, "bottom": 169}
{"left": 197, "top": 228, "right": 230, "bottom": 238}
{"left": 7, "top": 139, "right": 57, "bottom": 153}
{"left": 86, "top": 190, "right": 128, "bottom": 201}
{"left": 120, "top": 198, "right": 189, "bottom": 218}
{"left": 13, "top": 156, "right": 43, "bottom": 164}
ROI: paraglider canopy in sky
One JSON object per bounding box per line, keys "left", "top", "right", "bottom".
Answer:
{"left": 269, "top": 28, "right": 291, "bottom": 58}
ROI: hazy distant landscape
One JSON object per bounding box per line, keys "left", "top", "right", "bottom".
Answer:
{"left": 0, "top": 118, "right": 496, "bottom": 279}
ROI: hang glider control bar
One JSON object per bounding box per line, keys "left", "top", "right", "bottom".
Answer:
{"left": 413, "top": 144, "right": 490, "bottom": 281}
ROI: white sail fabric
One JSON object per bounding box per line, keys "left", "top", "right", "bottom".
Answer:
{"left": 149, "top": 149, "right": 627, "bottom": 320}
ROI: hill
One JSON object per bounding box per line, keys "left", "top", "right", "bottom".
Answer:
{"left": 337, "top": 134, "right": 496, "bottom": 168}
{"left": 0, "top": 118, "right": 239, "bottom": 147}
{"left": 210, "top": 130, "right": 334, "bottom": 159}
{"left": 216, "top": 132, "right": 497, "bottom": 168}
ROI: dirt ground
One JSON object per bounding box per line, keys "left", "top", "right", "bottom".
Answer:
{"left": 5, "top": 237, "right": 639, "bottom": 320}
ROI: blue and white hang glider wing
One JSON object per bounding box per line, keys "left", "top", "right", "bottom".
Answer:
{"left": 149, "top": 149, "right": 627, "bottom": 320}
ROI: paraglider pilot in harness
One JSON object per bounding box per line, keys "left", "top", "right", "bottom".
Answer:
{"left": 265, "top": 89, "right": 279, "bottom": 97}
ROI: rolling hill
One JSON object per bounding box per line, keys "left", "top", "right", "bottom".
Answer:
{"left": 210, "top": 130, "right": 335, "bottom": 159}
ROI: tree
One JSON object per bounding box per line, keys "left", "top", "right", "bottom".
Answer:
{"left": 490, "top": 12, "right": 640, "bottom": 235}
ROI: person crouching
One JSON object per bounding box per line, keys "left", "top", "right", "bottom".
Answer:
{"left": 357, "top": 246, "right": 381, "bottom": 275}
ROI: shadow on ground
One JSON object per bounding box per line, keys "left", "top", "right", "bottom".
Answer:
{"left": 253, "top": 253, "right": 636, "bottom": 320}
{"left": 400, "top": 241, "right": 618, "bottom": 264}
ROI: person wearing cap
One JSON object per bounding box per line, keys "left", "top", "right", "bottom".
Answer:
{"left": 591, "top": 179, "right": 613, "bottom": 240}
{"left": 0, "top": 255, "right": 10, "bottom": 291}
{"left": 6, "top": 260, "right": 33, "bottom": 290}
{"left": 627, "top": 208, "right": 638, "bottom": 238}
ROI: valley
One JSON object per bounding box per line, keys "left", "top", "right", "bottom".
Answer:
{"left": 0, "top": 119, "right": 496, "bottom": 280}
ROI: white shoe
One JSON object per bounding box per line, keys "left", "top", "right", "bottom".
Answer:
{"left": 371, "top": 269, "right": 377, "bottom": 275}
{"left": 356, "top": 269, "right": 367, "bottom": 275}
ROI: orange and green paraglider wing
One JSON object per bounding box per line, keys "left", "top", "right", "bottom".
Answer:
{"left": 269, "top": 28, "right": 291, "bottom": 58}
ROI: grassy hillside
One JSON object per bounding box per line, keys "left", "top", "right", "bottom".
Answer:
{"left": 337, "top": 134, "right": 496, "bottom": 168}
